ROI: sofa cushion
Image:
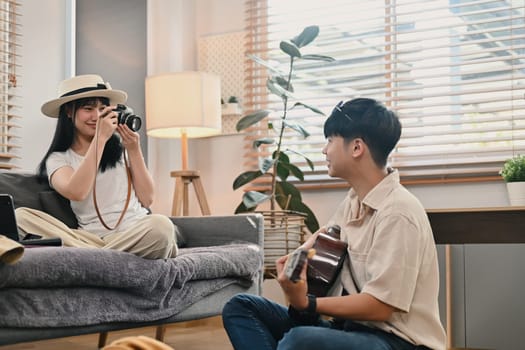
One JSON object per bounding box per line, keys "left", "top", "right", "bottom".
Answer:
{"left": 38, "top": 190, "right": 78, "bottom": 228}
{"left": 0, "top": 172, "right": 50, "bottom": 211}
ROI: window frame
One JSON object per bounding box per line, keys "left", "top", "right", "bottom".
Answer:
{"left": 0, "top": 0, "right": 21, "bottom": 170}
{"left": 243, "top": 0, "right": 525, "bottom": 188}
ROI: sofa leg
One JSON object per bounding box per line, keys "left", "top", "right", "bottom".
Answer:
{"left": 155, "top": 325, "right": 166, "bottom": 341}
{"left": 98, "top": 332, "right": 109, "bottom": 348}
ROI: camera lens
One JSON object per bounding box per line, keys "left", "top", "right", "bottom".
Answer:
{"left": 126, "top": 116, "right": 141, "bottom": 132}
{"left": 114, "top": 105, "right": 142, "bottom": 132}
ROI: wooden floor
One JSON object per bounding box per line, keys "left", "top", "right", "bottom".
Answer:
{"left": 0, "top": 317, "right": 233, "bottom": 350}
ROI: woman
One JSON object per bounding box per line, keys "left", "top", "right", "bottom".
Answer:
{"left": 16, "top": 74, "right": 178, "bottom": 259}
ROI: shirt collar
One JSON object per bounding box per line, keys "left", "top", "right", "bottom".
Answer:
{"left": 363, "top": 168, "right": 399, "bottom": 210}
{"left": 346, "top": 168, "right": 399, "bottom": 223}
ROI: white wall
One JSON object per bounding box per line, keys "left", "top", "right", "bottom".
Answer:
{"left": 18, "top": 0, "right": 69, "bottom": 173}
{"left": 146, "top": 0, "right": 248, "bottom": 217}
{"left": 147, "top": 0, "right": 197, "bottom": 215}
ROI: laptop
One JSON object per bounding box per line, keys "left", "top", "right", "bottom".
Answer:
{"left": 0, "top": 194, "right": 62, "bottom": 246}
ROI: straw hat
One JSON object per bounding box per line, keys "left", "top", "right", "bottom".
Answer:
{"left": 41, "top": 74, "right": 127, "bottom": 118}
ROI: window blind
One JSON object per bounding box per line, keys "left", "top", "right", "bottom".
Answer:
{"left": 244, "top": 0, "right": 525, "bottom": 186}
{"left": 0, "top": 0, "right": 20, "bottom": 170}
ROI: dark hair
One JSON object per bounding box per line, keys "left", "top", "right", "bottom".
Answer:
{"left": 323, "top": 98, "right": 401, "bottom": 167}
{"left": 37, "top": 97, "right": 123, "bottom": 181}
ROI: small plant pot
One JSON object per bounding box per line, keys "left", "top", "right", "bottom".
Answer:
{"left": 506, "top": 182, "right": 525, "bottom": 206}
{"left": 221, "top": 103, "right": 242, "bottom": 134}
{"left": 222, "top": 102, "right": 241, "bottom": 116}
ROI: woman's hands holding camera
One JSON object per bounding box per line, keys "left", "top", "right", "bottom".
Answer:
{"left": 96, "top": 106, "right": 119, "bottom": 142}
{"left": 118, "top": 122, "right": 140, "bottom": 152}
{"left": 96, "top": 105, "right": 140, "bottom": 151}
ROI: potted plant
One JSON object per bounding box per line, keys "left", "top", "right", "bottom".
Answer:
{"left": 228, "top": 95, "right": 239, "bottom": 104}
{"left": 232, "top": 25, "right": 334, "bottom": 234}
{"left": 221, "top": 96, "right": 242, "bottom": 134}
{"left": 500, "top": 154, "right": 525, "bottom": 206}
{"left": 222, "top": 95, "right": 242, "bottom": 116}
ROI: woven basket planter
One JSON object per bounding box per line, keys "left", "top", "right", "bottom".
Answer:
{"left": 258, "top": 210, "right": 307, "bottom": 279}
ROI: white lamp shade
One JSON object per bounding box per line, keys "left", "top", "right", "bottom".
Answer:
{"left": 145, "top": 71, "right": 222, "bottom": 138}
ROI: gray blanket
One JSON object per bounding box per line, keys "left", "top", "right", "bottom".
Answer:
{"left": 0, "top": 244, "right": 262, "bottom": 327}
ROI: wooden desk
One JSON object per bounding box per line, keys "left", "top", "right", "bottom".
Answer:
{"left": 425, "top": 206, "right": 525, "bottom": 349}
{"left": 427, "top": 206, "right": 525, "bottom": 244}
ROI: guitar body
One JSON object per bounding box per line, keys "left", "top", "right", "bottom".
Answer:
{"left": 307, "top": 228, "right": 348, "bottom": 296}
{"left": 285, "top": 225, "right": 348, "bottom": 297}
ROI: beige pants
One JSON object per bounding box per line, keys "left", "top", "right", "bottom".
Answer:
{"left": 15, "top": 207, "right": 178, "bottom": 259}
{"left": 0, "top": 235, "right": 24, "bottom": 264}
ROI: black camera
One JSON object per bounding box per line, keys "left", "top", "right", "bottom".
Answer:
{"left": 113, "top": 104, "right": 142, "bottom": 132}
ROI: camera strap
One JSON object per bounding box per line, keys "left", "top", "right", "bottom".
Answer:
{"left": 93, "top": 151, "right": 132, "bottom": 231}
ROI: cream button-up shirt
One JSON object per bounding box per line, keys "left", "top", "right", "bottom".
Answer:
{"left": 328, "top": 170, "right": 446, "bottom": 350}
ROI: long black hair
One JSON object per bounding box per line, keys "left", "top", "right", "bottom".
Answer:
{"left": 37, "top": 97, "right": 123, "bottom": 182}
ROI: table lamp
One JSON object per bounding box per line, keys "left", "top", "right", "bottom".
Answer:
{"left": 145, "top": 71, "right": 221, "bottom": 216}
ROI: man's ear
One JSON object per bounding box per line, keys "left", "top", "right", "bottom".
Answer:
{"left": 352, "top": 138, "right": 365, "bottom": 155}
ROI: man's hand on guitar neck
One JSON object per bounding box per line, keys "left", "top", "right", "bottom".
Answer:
{"left": 276, "top": 252, "right": 310, "bottom": 310}
{"left": 279, "top": 226, "right": 330, "bottom": 284}
{"left": 276, "top": 225, "right": 341, "bottom": 311}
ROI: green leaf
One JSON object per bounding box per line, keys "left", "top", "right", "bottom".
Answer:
{"left": 286, "top": 149, "right": 315, "bottom": 171}
{"left": 247, "top": 54, "right": 285, "bottom": 76}
{"left": 278, "top": 161, "right": 305, "bottom": 181}
{"left": 242, "top": 191, "right": 270, "bottom": 209}
{"left": 291, "top": 25, "right": 319, "bottom": 48}
{"left": 253, "top": 137, "right": 275, "bottom": 149}
{"left": 234, "top": 201, "right": 256, "bottom": 214}
{"left": 276, "top": 161, "right": 290, "bottom": 181}
{"left": 274, "top": 150, "right": 290, "bottom": 163}
{"left": 280, "top": 40, "right": 301, "bottom": 58}
{"left": 259, "top": 157, "right": 275, "bottom": 173}
{"left": 267, "top": 78, "right": 294, "bottom": 100}
{"left": 274, "top": 151, "right": 290, "bottom": 180}
{"left": 236, "top": 110, "right": 271, "bottom": 131}
{"left": 283, "top": 120, "right": 310, "bottom": 138}
{"left": 292, "top": 102, "right": 325, "bottom": 116}
{"left": 301, "top": 54, "right": 335, "bottom": 62}
{"left": 287, "top": 199, "right": 320, "bottom": 233}
{"left": 232, "top": 170, "right": 263, "bottom": 190}
{"left": 273, "top": 76, "right": 294, "bottom": 93}
{"left": 500, "top": 154, "right": 525, "bottom": 182}
{"left": 275, "top": 181, "right": 302, "bottom": 207}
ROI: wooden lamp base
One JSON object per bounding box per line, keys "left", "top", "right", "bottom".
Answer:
{"left": 171, "top": 170, "right": 210, "bottom": 216}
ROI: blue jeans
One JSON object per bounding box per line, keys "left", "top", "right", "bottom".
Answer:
{"left": 222, "top": 293, "right": 422, "bottom": 350}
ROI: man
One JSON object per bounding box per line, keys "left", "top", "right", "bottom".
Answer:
{"left": 222, "top": 98, "right": 446, "bottom": 350}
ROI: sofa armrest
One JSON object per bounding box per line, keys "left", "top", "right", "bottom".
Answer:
{"left": 170, "top": 214, "right": 263, "bottom": 248}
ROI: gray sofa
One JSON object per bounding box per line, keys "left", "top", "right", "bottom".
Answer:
{"left": 0, "top": 172, "right": 264, "bottom": 347}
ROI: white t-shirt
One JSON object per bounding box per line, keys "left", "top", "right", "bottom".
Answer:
{"left": 46, "top": 149, "right": 149, "bottom": 237}
{"left": 328, "top": 170, "right": 446, "bottom": 350}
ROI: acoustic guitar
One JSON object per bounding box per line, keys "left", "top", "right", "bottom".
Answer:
{"left": 284, "top": 225, "right": 348, "bottom": 297}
